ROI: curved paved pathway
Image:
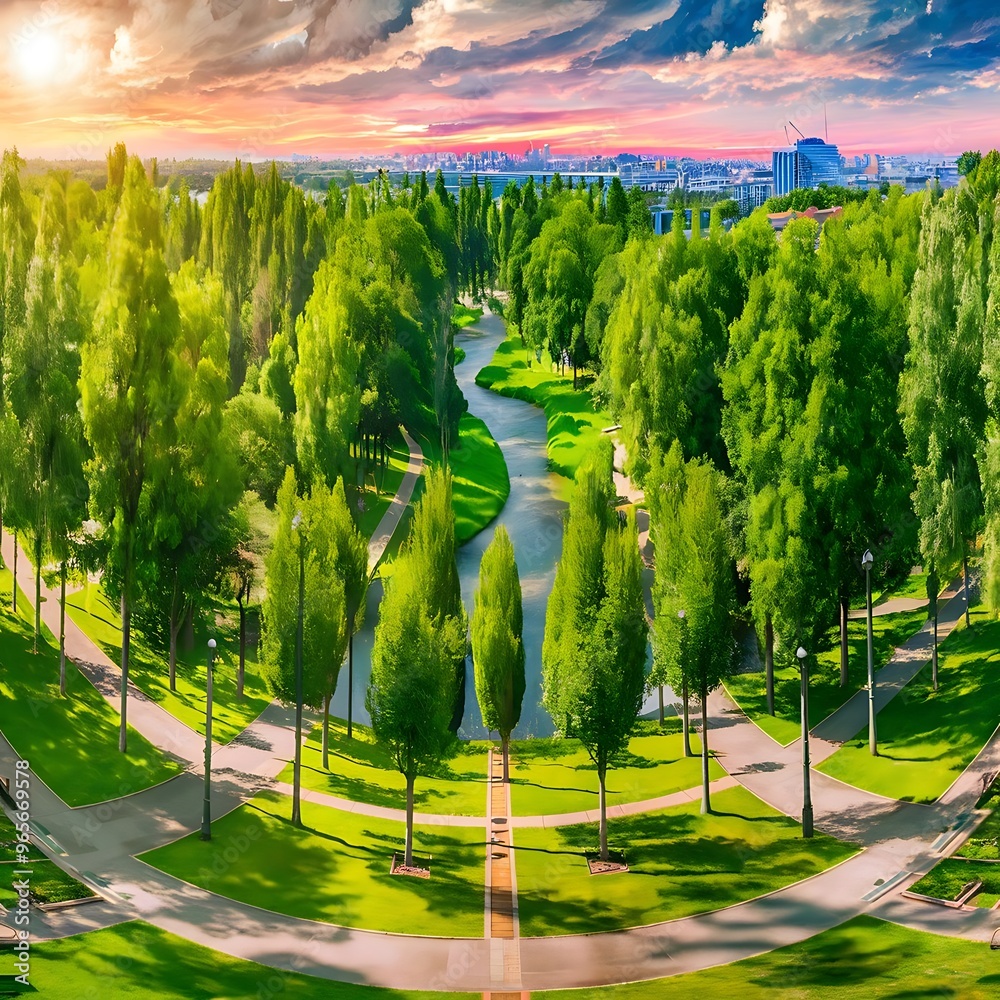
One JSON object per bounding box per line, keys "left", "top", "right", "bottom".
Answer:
{"left": 3, "top": 433, "right": 998, "bottom": 988}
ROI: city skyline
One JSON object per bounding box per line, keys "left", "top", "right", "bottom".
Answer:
{"left": 1, "top": 1, "right": 996, "bottom": 161}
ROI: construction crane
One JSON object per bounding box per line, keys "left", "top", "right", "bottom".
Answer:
{"left": 783, "top": 125, "right": 791, "bottom": 144}
{"left": 788, "top": 121, "right": 806, "bottom": 140}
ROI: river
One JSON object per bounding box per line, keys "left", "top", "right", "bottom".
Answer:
{"left": 328, "top": 310, "right": 665, "bottom": 739}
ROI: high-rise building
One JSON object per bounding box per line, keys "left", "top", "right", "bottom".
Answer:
{"left": 772, "top": 148, "right": 797, "bottom": 196}
{"left": 772, "top": 138, "right": 841, "bottom": 195}
{"left": 796, "top": 137, "right": 840, "bottom": 188}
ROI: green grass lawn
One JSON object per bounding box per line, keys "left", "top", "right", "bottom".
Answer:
{"left": 541, "top": 915, "right": 1000, "bottom": 998}
{"left": 452, "top": 303, "right": 484, "bottom": 329}
{"left": 909, "top": 858, "right": 1000, "bottom": 903}
{"left": 418, "top": 412, "right": 510, "bottom": 544}
{"left": 66, "top": 581, "right": 273, "bottom": 744}
{"left": 816, "top": 606, "right": 1000, "bottom": 803}
{"left": 0, "top": 811, "right": 95, "bottom": 907}
{"left": 515, "top": 785, "right": 857, "bottom": 936}
{"left": 278, "top": 719, "right": 489, "bottom": 815}
{"left": 0, "top": 920, "right": 475, "bottom": 999}
{"left": 0, "top": 571, "right": 182, "bottom": 807}
{"left": 475, "top": 332, "right": 611, "bottom": 481}
{"left": 725, "top": 607, "right": 928, "bottom": 745}
{"left": 140, "top": 789, "right": 485, "bottom": 936}
{"left": 509, "top": 719, "right": 723, "bottom": 816}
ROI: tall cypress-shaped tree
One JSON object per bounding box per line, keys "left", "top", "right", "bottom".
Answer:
{"left": 472, "top": 525, "right": 525, "bottom": 781}
{"left": 7, "top": 178, "right": 87, "bottom": 662}
{"left": 368, "top": 558, "right": 460, "bottom": 868}
{"left": 543, "top": 439, "right": 647, "bottom": 861}
{"left": 80, "top": 155, "right": 182, "bottom": 753}
{"left": 260, "top": 468, "right": 343, "bottom": 824}
{"left": 407, "top": 467, "right": 468, "bottom": 730}
{"left": 657, "top": 459, "right": 736, "bottom": 814}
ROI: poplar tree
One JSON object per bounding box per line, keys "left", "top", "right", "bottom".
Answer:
{"left": 472, "top": 525, "right": 525, "bottom": 781}
{"left": 322, "top": 479, "right": 368, "bottom": 746}
{"left": 658, "top": 460, "right": 736, "bottom": 814}
{"left": 407, "top": 467, "right": 468, "bottom": 730}
{"left": 543, "top": 439, "right": 647, "bottom": 862}
{"left": 260, "top": 468, "right": 343, "bottom": 824}
{"left": 900, "top": 192, "right": 986, "bottom": 685}
{"left": 7, "top": 178, "right": 87, "bottom": 663}
{"left": 80, "top": 155, "right": 181, "bottom": 753}
{"left": 368, "top": 560, "right": 460, "bottom": 867}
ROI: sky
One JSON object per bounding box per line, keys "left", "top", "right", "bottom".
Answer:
{"left": 1, "top": 0, "right": 996, "bottom": 161}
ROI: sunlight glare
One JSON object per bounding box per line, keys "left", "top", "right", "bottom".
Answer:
{"left": 14, "top": 31, "right": 63, "bottom": 85}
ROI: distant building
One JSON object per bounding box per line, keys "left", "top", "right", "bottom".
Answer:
{"left": 734, "top": 180, "right": 773, "bottom": 214}
{"left": 772, "top": 138, "right": 841, "bottom": 196}
{"left": 772, "top": 148, "right": 797, "bottom": 196}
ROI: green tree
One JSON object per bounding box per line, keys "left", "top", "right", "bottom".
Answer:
{"left": 957, "top": 151, "right": 982, "bottom": 177}
{"left": 471, "top": 525, "right": 525, "bottom": 781}
{"left": 0, "top": 149, "right": 33, "bottom": 543}
{"left": 6, "top": 177, "right": 88, "bottom": 663}
{"left": 367, "top": 560, "right": 460, "bottom": 867}
{"left": 543, "top": 440, "right": 647, "bottom": 861}
{"left": 899, "top": 192, "right": 986, "bottom": 685}
{"left": 260, "top": 468, "right": 345, "bottom": 824}
{"left": 293, "top": 258, "right": 362, "bottom": 485}
{"left": 80, "top": 155, "right": 182, "bottom": 753}
{"left": 324, "top": 478, "right": 369, "bottom": 745}
{"left": 648, "top": 442, "right": 693, "bottom": 751}
{"left": 655, "top": 459, "right": 735, "bottom": 813}
{"left": 407, "top": 467, "right": 468, "bottom": 730}
{"left": 139, "top": 263, "right": 240, "bottom": 690}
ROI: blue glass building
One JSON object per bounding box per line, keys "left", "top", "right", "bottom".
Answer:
{"left": 772, "top": 148, "right": 797, "bottom": 196}
{"left": 772, "top": 138, "right": 841, "bottom": 195}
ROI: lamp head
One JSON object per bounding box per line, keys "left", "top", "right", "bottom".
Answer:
{"left": 796, "top": 646, "right": 807, "bottom": 660}
{"left": 208, "top": 639, "right": 217, "bottom": 650}
{"left": 862, "top": 549, "right": 873, "bottom": 570}
{"left": 677, "top": 609, "right": 686, "bottom": 620}
{"left": 291, "top": 511, "right": 303, "bottom": 530}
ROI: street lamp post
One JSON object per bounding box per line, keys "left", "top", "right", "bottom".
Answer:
{"left": 292, "top": 510, "right": 305, "bottom": 828}
{"left": 862, "top": 549, "right": 878, "bottom": 756}
{"left": 678, "top": 610, "right": 692, "bottom": 758}
{"left": 201, "top": 638, "right": 217, "bottom": 841}
{"left": 796, "top": 646, "right": 814, "bottom": 838}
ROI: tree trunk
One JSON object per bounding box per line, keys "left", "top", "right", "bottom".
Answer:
{"left": 502, "top": 734, "right": 510, "bottom": 783}
{"left": 404, "top": 771, "right": 415, "bottom": 868}
{"left": 701, "top": 683, "right": 711, "bottom": 814}
{"left": 58, "top": 561, "right": 67, "bottom": 697}
{"left": 347, "top": 632, "right": 354, "bottom": 739}
{"left": 682, "top": 678, "right": 692, "bottom": 757}
{"left": 33, "top": 534, "right": 42, "bottom": 654}
{"left": 598, "top": 765, "right": 609, "bottom": 862}
{"left": 658, "top": 684, "right": 664, "bottom": 726}
{"left": 572, "top": 361, "right": 577, "bottom": 390}
{"left": 765, "top": 615, "right": 775, "bottom": 716}
{"left": 839, "top": 597, "right": 849, "bottom": 687}
{"left": 964, "top": 553, "right": 971, "bottom": 627}
{"left": 236, "top": 591, "right": 246, "bottom": 699}
{"left": 932, "top": 607, "right": 939, "bottom": 691}
{"left": 322, "top": 691, "right": 331, "bottom": 771}
{"left": 168, "top": 618, "right": 179, "bottom": 693}
{"left": 120, "top": 590, "right": 130, "bottom": 754}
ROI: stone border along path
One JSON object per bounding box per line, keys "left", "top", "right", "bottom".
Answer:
{"left": 2, "top": 424, "right": 999, "bottom": 987}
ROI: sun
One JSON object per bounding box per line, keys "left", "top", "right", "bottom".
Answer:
{"left": 13, "top": 30, "right": 63, "bottom": 85}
